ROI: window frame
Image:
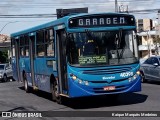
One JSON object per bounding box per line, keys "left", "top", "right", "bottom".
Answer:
{"left": 36, "top": 28, "right": 55, "bottom": 57}
{"left": 11, "top": 38, "right": 16, "bottom": 57}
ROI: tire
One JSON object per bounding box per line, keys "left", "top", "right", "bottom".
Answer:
{"left": 23, "top": 74, "right": 31, "bottom": 93}
{"left": 141, "top": 72, "right": 147, "bottom": 83}
{"left": 3, "top": 74, "right": 8, "bottom": 82}
{"left": 51, "top": 81, "right": 63, "bottom": 104}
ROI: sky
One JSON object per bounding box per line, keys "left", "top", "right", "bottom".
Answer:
{"left": 0, "top": 0, "right": 160, "bottom": 35}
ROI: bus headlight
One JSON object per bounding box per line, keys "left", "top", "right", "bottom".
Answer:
{"left": 136, "top": 71, "right": 141, "bottom": 75}
{"left": 128, "top": 71, "right": 140, "bottom": 82}
{"left": 133, "top": 74, "right": 138, "bottom": 80}
{"left": 70, "top": 74, "right": 89, "bottom": 86}
{"left": 78, "top": 79, "right": 83, "bottom": 84}
{"left": 72, "top": 75, "right": 77, "bottom": 80}
{"left": 70, "top": 74, "right": 77, "bottom": 80}
{"left": 84, "top": 81, "right": 89, "bottom": 85}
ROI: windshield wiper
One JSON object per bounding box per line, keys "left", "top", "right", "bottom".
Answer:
{"left": 114, "top": 29, "right": 123, "bottom": 63}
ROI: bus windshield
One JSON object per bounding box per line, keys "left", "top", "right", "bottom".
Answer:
{"left": 67, "top": 30, "right": 138, "bottom": 66}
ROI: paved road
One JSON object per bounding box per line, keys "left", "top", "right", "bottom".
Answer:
{"left": 0, "top": 80, "right": 160, "bottom": 120}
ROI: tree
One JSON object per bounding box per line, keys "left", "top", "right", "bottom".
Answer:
{"left": 153, "top": 36, "right": 160, "bottom": 44}
{"left": 0, "top": 51, "right": 8, "bottom": 63}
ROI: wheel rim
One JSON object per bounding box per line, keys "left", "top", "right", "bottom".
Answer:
{"left": 24, "top": 80, "right": 28, "bottom": 91}
{"left": 141, "top": 75, "right": 145, "bottom": 82}
{"left": 4, "top": 75, "right": 7, "bottom": 82}
{"left": 54, "top": 84, "right": 58, "bottom": 97}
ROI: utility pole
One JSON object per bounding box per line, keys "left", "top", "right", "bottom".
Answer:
{"left": 115, "top": 0, "right": 118, "bottom": 12}
{"left": 147, "top": 30, "right": 151, "bottom": 57}
{"left": 158, "top": 10, "right": 160, "bottom": 38}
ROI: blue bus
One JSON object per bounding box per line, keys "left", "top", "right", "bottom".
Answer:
{"left": 11, "top": 13, "right": 141, "bottom": 103}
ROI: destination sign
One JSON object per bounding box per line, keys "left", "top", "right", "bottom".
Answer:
{"left": 79, "top": 55, "right": 107, "bottom": 65}
{"left": 69, "top": 14, "right": 135, "bottom": 28}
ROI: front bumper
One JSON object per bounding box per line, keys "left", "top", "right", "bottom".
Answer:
{"left": 68, "top": 76, "right": 141, "bottom": 98}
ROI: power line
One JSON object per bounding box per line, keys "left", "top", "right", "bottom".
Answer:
{"left": 0, "top": 8, "right": 159, "bottom": 19}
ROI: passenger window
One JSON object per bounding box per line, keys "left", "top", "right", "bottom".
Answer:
{"left": 24, "top": 35, "right": 29, "bottom": 56}
{"left": 19, "top": 36, "right": 26, "bottom": 56}
{"left": 45, "top": 29, "right": 54, "bottom": 56}
{"left": 36, "top": 30, "right": 45, "bottom": 56}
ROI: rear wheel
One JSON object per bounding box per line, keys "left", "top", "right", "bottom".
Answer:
{"left": 3, "top": 74, "right": 8, "bottom": 82}
{"left": 23, "top": 74, "right": 31, "bottom": 93}
{"left": 51, "top": 81, "right": 63, "bottom": 104}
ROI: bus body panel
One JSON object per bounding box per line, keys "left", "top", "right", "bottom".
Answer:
{"left": 12, "top": 57, "right": 18, "bottom": 80}
{"left": 15, "top": 57, "right": 58, "bottom": 93}
{"left": 68, "top": 76, "right": 141, "bottom": 97}
{"left": 67, "top": 63, "right": 141, "bottom": 98}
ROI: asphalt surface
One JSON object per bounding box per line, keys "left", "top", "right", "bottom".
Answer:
{"left": 0, "top": 80, "right": 160, "bottom": 120}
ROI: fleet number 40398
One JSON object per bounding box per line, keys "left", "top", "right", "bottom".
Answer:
{"left": 120, "top": 72, "right": 133, "bottom": 77}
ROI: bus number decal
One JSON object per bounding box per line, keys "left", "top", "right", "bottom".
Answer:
{"left": 120, "top": 72, "right": 133, "bottom": 77}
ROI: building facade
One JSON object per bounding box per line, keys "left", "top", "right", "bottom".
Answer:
{"left": 0, "top": 34, "right": 11, "bottom": 61}
{"left": 137, "top": 19, "right": 159, "bottom": 60}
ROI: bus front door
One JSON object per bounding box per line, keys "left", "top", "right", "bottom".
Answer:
{"left": 56, "top": 28, "right": 68, "bottom": 95}
{"left": 15, "top": 38, "right": 21, "bottom": 82}
{"left": 29, "top": 35, "right": 37, "bottom": 89}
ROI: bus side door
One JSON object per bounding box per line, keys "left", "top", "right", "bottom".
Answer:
{"left": 55, "top": 25, "right": 68, "bottom": 95}
{"left": 29, "top": 33, "right": 37, "bottom": 88}
{"left": 15, "top": 37, "right": 21, "bottom": 82}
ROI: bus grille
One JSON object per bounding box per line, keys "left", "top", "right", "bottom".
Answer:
{"left": 90, "top": 78, "right": 126, "bottom": 84}
{"left": 82, "top": 67, "right": 132, "bottom": 75}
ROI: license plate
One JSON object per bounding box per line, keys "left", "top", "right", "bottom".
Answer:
{"left": 104, "top": 86, "right": 115, "bottom": 91}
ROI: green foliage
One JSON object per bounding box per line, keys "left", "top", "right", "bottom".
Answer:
{"left": 153, "top": 36, "right": 160, "bottom": 44}
{"left": 0, "top": 51, "right": 8, "bottom": 63}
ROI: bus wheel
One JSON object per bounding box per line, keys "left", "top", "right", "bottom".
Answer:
{"left": 24, "top": 74, "right": 30, "bottom": 93}
{"left": 51, "top": 81, "right": 63, "bottom": 104}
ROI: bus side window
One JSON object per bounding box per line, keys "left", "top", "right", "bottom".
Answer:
{"left": 20, "top": 36, "right": 25, "bottom": 57}
{"left": 36, "top": 30, "right": 45, "bottom": 56}
{"left": 24, "top": 35, "right": 29, "bottom": 56}
{"left": 45, "top": 29, "right": 54, "bottom": 56}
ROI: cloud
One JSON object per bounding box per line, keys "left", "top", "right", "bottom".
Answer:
{"left": 0, "top": 0, "right": 33, "bottom": 14}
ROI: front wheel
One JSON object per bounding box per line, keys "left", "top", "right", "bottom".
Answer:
{"left": 141, "top": 72, "right": 147, "bottom": 83}
{"left": 51, "top": 81, "right": 63, "bottom": 104}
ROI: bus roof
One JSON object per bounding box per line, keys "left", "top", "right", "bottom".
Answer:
{"left": 11, "top": 12, "right": 134, "bottom": 37}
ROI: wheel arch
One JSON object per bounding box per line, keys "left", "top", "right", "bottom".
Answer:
{"left": 50, "top": 74, "right": 57, "bottom": 91}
